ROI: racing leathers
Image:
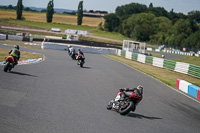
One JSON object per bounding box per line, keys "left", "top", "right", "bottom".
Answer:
{"left": 9, "top": 48, "right": 20, "bottom": 66}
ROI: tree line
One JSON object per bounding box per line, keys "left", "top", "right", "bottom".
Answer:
{"left": 2, "top": 0, "right": 83, "bottom": 25}
{"left": 103, "top": 3, "right": 200, "bottom": 52}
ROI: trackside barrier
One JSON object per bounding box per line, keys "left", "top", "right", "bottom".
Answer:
{"left": 125, "top": 51, "right": 132, "bottom": 59}
{"left": 8, "top": 35, "right": 23, "bottom": 41}
{"left": 117, "top": 49, "right": 121, "bottom": 56}
{"left": 137, "top": 54, "right": 146, "bottom": 63}
{"left": 0, "top": 34, "right": 6, "bottom": 40}
{"left": 42, "top": 42, "right": 117, "bottom": 55}
{"left": 174, "top": 62, "right": 190, "bottom": 75}
{"left": 188, "top": 64, "right": 200, "bottom": 79}
{"left": 153, "top": 57, "right": 163, "bottom": 68}
{"left": 121, "top": 50, "right": 126, "bottom": 57}
{"left": 147, "top": 47, "right": 199, "bottom": 57}
{"left": 176, "top": 79, "right": 200, "bottom": 100}
{"left": 119, "top": 51, "right": 200, "bottom": 79}
{"left": 163, "top": 60, "right": 176, "bottom": 71}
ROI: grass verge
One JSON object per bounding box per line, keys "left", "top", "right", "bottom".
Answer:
{"left": 105, "top": 55, "right": 200, "bottom": 87}
{"left": 172, "top": 56, "right": 200, "bottom": 66}
{"left": 0, "top": 48, "right": 42, "bottom": 62}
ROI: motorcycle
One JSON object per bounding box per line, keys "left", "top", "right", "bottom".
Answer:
{"left": 71, "top": 51, "right": 77, "bottom": 60}
{"left": 4, "top": 56, "right": 15, "bottom": 72}
{"left": 77, "top": 54, "right": 85, "bottom": 67}
{"left": 107, "top": 89, "right": 142, "bottom": 115}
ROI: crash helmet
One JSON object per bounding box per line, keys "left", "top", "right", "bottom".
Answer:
{"left": 137, "top": 85, "right": 143, "bottom": 94}
{"left": 14, "top": 45, "right": 19, "bottom": 50}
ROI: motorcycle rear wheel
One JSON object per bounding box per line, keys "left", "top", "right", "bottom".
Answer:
{"left": 118, "top": 101, "right": 134, "bottom": 115}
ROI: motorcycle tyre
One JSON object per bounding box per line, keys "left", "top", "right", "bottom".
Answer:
{"left": 118, "top": 101, "right": 134, "bottom": 115}
{"left": 80, "top": 62, "right": 83, "bottom": 67}
{"left": 4, "top": 62, "right": 10, "bottom": 72}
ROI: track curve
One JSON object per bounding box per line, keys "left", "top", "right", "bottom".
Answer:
{"left": 0, "top": 43, "right": 200, "bottom": 133}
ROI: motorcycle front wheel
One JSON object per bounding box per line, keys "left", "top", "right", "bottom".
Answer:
{"left": 4, "top": 62, "right": 10, "bottom": 72}
{"left": 118, "top": 101, "right": 134, "bottom": 115}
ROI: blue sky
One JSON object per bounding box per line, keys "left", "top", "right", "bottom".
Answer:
{"left": 0, "top": 0, "right": 200, "bottom": 14}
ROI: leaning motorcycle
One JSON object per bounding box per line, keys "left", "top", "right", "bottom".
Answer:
{"left": 107, "top": 90, "right": 142, "bottom": 115}
{"left": 4, "top": 56, "right": 15, "bottom": 72}
{"left": 71, "top": 51, "right": 77, "bottom": 60}
{"left": 77, "top": 54, "right": 85, "bottom": 67}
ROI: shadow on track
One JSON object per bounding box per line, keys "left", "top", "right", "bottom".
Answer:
{"left": 127, "top": 113, "right": 162, "bottom": 120}
{"left": 8, "top": 71, "right": 38, "bottom": 77}
{"left": 81, "top": 66, "right": 92, "bottom": 69}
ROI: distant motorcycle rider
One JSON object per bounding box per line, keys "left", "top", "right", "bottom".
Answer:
{"left": 68, "top": 45, "right": 74, "bottom": 56}
{"left": 77, "top": 49, "right": 84, "bottom": 56}
{"left": 9, "top": 45, "right": 20, "bottom": 67}
{"left": 76, "top": 49, "right": 85, "bottom": 62}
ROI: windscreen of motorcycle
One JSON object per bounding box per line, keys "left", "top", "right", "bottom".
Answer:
{"left": 114, "top": 92, "right": 121, "bottom": 101}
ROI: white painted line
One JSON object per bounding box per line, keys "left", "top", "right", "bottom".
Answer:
{"left": 104, "top": 55, "right": 200, "bottom": 104}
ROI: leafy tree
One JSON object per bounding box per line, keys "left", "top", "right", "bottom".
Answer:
{"left": 8, "top": 5, "right": 14, "bottom": 9}
{"left": 104, "top": 14, "right": 120, "bottom": 32}
{"left": 122, "top": 13, "right": 155, "bottom": 41}
{"left": 115, "top": 3, "right": 147, "bottom": 17}
{"left": 150, "top": 17, "right": 172, "bottom": 44}
{"left": 188, "top": 10, "right": 200, "bottom": 23}
{"left": 16, "top": 0, "right": 23, "bottom": 20}
{"left": 46, "top": 0, "right": 54, "bottom": 23}
{"left": 184, "top": 30, "right": 200, "bottom": 51}
{"left": 98, "top": 22, "right": 104, "bottom": 31}
{"left": 77, "top": 1, "right": 83, "bottom": 25}
{"left": 166, "top": 19, "right": 193, "bottom": 49}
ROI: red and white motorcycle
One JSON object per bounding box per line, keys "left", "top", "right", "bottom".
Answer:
{"left": 107, "top": 88, "right": 142, "bottom": 115}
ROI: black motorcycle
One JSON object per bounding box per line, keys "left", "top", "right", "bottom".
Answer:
{"left": 107, "top": 90, "right": 142, "bottom": 115}
{"left": 71, "top": 51, "right": 77, "bottom": 60}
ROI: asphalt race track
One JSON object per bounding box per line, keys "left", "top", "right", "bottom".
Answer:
{"left": 0, "top": 43, "right": 200, "bottom": 133}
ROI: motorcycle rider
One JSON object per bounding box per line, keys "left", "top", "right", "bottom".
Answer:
{"left": 120, "top": 85, "right": 143, "bottom": 101}
{"left": 68, "top": 45, "right": 74, "bottom": 56}
{"left": 76, "top": 49, "right": 85, "bottom": 62}
{"left": 77, "top": 49, "right": 84, "bottom": 56}
{"left": 107, "top": 85, "right": 143, "bottom": 109}
{"left": 9, "top": 45, "right": 20, "bottom": 67}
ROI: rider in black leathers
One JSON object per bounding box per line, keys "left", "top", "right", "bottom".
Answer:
{"left": 119, "top": 85, "right": 143, "bottom": 101}
{"left": 107, "top": 85, "right": 143, "bottom": 109}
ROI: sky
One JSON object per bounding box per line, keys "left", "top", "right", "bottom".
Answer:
{"left": 0, "top": 0, "right": 200, "bottom": 14}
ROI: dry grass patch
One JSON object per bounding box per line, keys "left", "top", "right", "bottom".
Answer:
{"left": 0, "top": 10, "right": 104, "bottom": 27}
{"left": 0, "top": 48, "right": 42, "bottom": 62}
{"left": 106, "top": 55, "right": 200, "bottom": 87}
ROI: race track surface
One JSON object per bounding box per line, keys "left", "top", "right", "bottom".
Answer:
{"left": 0, "top": 44, "right": 200, "bottom": 133}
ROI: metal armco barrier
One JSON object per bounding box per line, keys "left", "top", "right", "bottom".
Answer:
{"left": 117, "top": 50, "right": 200, "bottom": 79}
